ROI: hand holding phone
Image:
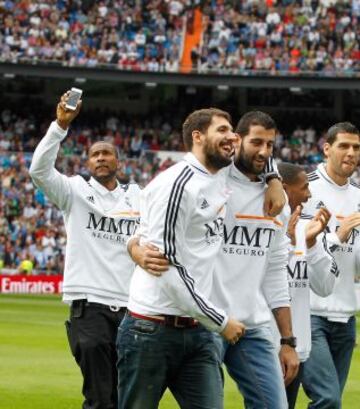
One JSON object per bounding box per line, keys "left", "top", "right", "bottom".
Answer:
{"left": 65, "top": 87, "right": 83, "bottom": 111}
{"left": 56, "top": 89, "right": 83, "bottom": 130}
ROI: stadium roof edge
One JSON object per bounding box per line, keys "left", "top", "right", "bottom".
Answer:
{"left": 1, "top": 62, "right": 360, "bottom": 90}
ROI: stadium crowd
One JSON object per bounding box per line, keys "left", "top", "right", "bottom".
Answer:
{"left": 197, "top": 0, "right": 360, "bottom": 74}
{"left": 0, "top": 0, "right": 189, "bottom": 71}
{"left": 1, "top": 0, "right": 360, "bottom": 74}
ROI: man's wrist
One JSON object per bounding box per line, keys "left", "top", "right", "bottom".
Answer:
{"left": 56, "top": 119, "right": 70, "bottom": 131}
{"left": 280, "top": 336, "right": 297, "bottom": 348}
{"left": 127, "top": 237, "right": 138, "bottom": 259}
{"left": 306, "top": 237, "right": 316, "bottom": 248}
{"left": 266, "top": 173, "right": 281, "bottom": 184}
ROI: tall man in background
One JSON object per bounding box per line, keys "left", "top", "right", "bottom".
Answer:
{"left": 301, "top": 122, "right": 360, "bottom": 408}
{"left": 30, "top": 92, "right": 141, "bottom": 409}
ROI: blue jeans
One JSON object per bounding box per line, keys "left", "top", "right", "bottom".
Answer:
{"left": 214, "top": 326, "right": 287, "bottom": 409}
{"left": 302, "top": 315, "right": 356, "bottom": 409}
{"left": 116, "top": 314, "right": 223, "bottom": 409}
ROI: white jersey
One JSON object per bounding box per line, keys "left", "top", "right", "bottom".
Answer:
{"left": 303, "top": 163, "right": 360, "bottom": 321}
{"left": 211, "top": 164, "right": 290, "bottom": 329}
{"left": 29, "top": 121, "right": 141, "bottom": 306}
{"left": 128, "top": 153, "right": 231, "bottom": 332}
{"left": 275, "top": 216, "right": 339, "bottom": 361}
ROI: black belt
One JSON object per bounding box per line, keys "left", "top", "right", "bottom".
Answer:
{"left": 73, "top": 299, "right": 126, "bottom": 313}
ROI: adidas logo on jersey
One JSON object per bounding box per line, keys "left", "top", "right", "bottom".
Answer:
{"left": 200, "top": 198, "right": 210, "bottom": 209}
{"left": 86, "top": 195, "right": 95, "bottom": 203}
{"left": 316, "top": 200, "right": 325, "bottom": 209}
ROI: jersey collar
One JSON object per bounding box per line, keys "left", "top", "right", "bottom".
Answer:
{"left": 317, "top": 163, "right": 350, "bottom": 190}
{"left": 183, "top": 152, "right": 212, "bottom": 175}
{"left": 89, "top": 176, "right": 121, "bottom": 197}
{"left": 229, "top": 162, "right": 265, "bottom": 184}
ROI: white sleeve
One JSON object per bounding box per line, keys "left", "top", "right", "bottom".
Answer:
{"left": 263, "top": 224, "right": 291, "bottom": 309}
{"left": 307, "top": 233, "right": 339, "bottom": 297}
{"left": 29, "top": 121, "right": 73, "bottom": 212}
{"left": 142, "top": 186, "right": 228, "bottom": 333}
{"left": 325, "top": 232, "right": 341, "bottom": 249}
{"left": 264, "top": 156, "right": 279, "bottom": 180}
{"left": 163, "top": 268, "right": 229, "bottom": 333}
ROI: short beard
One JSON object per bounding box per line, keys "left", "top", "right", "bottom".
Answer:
{"left": 234, "top": 146, "right": 265, "bottom": 176}
{"left": 204, "top": 144, "right": 232, "bottom": 171}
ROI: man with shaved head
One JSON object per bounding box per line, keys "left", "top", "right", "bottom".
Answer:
{"left": 29, "top": 92, "right": 141, "bottom": 409}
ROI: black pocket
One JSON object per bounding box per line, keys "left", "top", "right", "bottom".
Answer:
{"left": 70, "top": 300, "right": 84, "bottom": 318}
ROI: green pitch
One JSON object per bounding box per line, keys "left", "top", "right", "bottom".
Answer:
{"left": 0, "top": 294, "right": 359, "bottom": 409}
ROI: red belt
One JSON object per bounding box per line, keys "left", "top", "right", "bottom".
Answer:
{"left": 129, "top": 311, "right": 199, "bottom": 329}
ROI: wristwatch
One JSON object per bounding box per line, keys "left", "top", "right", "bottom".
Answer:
{"left": 280, "top": 336, "right": 297, "bottom": 348}
{"left": 265, "top": 173, "right": 282, "bottom": 183}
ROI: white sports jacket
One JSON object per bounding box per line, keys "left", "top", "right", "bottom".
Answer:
{"left": 30, "top": 121, "right": 140, "bottom": 306}
{"left": 303, "top": 163, "right": 360, "bottom": 321}
{"left": 211, "top": 164, "right": 290, "bottom": 329}
{"left": 128, "top": 153, "right": 231, "bottom": 332}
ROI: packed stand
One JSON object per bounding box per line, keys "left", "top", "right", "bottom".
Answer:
{"left": 0, "top": 0, "right": 190, "bottom": 72}
{"left": 196, "top": 0, "right": 360, "bottom": 75}
{"left": 2, "top": 0, "right": 359, "bottom": 75}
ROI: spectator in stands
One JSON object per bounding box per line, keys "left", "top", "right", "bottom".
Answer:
{"left": 18, "top": 257, "right": 34, "bottom": 275}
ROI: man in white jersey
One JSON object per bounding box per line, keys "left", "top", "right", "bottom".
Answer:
{"left": 29, "top": 93, "right": 141, "bottom": 409}
{"left": 117, "top": 108, "right": 246, "bottom": 409}
{"left": 301, "top": 122, "right": 360, "bottom": 408}
{"left": 210, "top": 111, "right": 299, "bottom": 409}
{"left": 277, "top": 163, "right": 339, "bottom": 409}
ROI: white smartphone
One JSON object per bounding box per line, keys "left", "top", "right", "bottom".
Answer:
{"left": 65, "top": 87, "right": 83, "bottom": 111}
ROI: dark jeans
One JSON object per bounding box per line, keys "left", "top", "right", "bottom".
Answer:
{"left": 286, "top": 362, "right": 304, "bottom": 409}
{"left": 65, "top": 301, "right": 125, "bottom": 409}
{"left": 116, "top": 314, "right": 224, "bottom": 409}
{"left": 302, "top": 315, "right": 356, "bottom": 409}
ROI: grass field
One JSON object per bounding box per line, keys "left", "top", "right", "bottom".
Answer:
{"left": 0, "top": 294, "right": 359, "bottom": 409}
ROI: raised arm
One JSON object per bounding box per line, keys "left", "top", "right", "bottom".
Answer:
{"left": 29, "top": 92, "right": 82, "bottom": 211}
